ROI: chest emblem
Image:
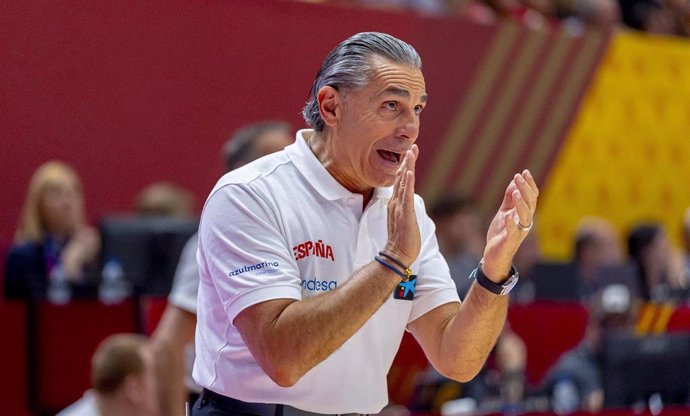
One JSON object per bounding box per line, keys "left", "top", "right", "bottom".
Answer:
{"left": 293, "top": 240, "right": 334, "bottom": 262}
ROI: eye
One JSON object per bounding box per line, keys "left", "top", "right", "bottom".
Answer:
{"left": 414, "top": 104, "right": 425, "bottom": 115}
{"left": 384, "top": 101, "right": 398, "bottom": 111}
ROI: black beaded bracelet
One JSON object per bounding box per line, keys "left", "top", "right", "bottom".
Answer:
{"left": 378, "top": 251, "right": 413, "bottom": 280}
{"left": 374, "top": 256, "right": 410, "bottom": 281}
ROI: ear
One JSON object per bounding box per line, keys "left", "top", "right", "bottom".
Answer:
{"left": 316, "top": 86, "right": 341, "bottom": 128}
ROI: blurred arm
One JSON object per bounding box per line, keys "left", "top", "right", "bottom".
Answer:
{"left": 151, "top": 305, "right": 197, "bottom": 416}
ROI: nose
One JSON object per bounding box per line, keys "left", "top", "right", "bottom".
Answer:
{"left": 395, "top": 109, "right": 420, "bottom": 141}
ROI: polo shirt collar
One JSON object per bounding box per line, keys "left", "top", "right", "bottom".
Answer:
{"left": 286, "top": 129, "right": 392, "bottom": 202}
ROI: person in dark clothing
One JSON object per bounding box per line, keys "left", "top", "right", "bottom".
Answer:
{"left": 4, "top": 160, "right": 99, "bottom": 299}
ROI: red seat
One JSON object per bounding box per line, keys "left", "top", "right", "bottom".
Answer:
{"left": 0, "top": 301, "right": 30, "bottom": 415}
{"left": 508, "top": 301, "right": 588, "bottom": 386}
{"left": 32, "top": 299, "right": 138, "bottom": 414}
{"left": 140, "top": 296, "right": 168, "bottom": 336}
{"left": 387, "top": 331, "right": 429, "bottom": 407}
{"left": 667, "top": 306, "right": 690, "bottom": 332}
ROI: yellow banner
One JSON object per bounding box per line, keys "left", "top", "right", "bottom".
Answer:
{"left": 538, "top": 31, "right": 690, "bottom": 260}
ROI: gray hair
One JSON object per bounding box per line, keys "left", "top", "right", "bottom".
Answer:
{"left": 302, "top": 32, "right": 422, "bottom": 131}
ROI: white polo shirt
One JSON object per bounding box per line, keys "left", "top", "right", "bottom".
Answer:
{"left": 193, "top": 129, "right": 459, "bottom": 414}
{"left": 168, "top": 232, "right": 202, "bottom": 393}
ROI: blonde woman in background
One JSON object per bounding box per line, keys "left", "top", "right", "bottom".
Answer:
{"left": 4, "top": 160, "right": 100, "bottom": 299}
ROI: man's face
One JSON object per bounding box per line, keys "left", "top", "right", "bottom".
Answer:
{"left": 329, "top": 56, "right": 427, "bottom": 191}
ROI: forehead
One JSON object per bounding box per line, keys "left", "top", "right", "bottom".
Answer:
{"left": 365, "top": 55, "right": 426, "bottom": 98}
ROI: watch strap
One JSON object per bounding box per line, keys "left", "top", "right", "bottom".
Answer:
{"left": 471, "top": 262, "right": 519, "bottom": 296}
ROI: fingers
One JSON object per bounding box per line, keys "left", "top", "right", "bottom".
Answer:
{"left": 393, "top": 145, "right": 418, "bottom": 201}
{"left": 512, "top": 189, "right": 531, "bottom": 229}
{"left": 391, "top": 164, "right": 404, "bottom": 201}
{"left": 500, "top": 180, "right": 518, "bottom": 210}
{"left": 513, "top": 169, "right": 539, "bottom": 230}
{"left": 400, "top": 145, "right": 418, "bottom": 200}
{"left": 522, "top": 169, "right": 538, "bottom": 197}
{"left": 386, "top": 145, "right": 421, "bottom": 265}
{"left": 401, "top": 170, "right": 415, "bottom": 208}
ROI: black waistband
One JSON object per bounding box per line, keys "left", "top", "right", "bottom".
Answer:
{"left": 199, "top": 388, "right": 282, "bottom": 416}
{"left": 198, "top": 388, "right": 366, "bottom": 416}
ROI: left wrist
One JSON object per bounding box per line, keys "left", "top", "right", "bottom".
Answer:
{"left": 479, "top": 258, "right": 512, "bottom": 284}
{"left": 472, "top": 260, "right": 519, "bottom": 296}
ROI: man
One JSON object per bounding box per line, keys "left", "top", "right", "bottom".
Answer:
{"left": 573, "top": 218, "right": 623, "bottom": 279}
{"left": 58, "top": 334, "right": 159, "bottom": 416}
{"left": 193, "top": 32, "right": 538, "bottom": 415}
{"left": 151, "top": 121, "right": 293, "bottom": 416}
{"left": 543, "top": 284, "right": 635, "bottom": 413}
{"left": 430, "top": 194, "right": 485, "bottom": 298}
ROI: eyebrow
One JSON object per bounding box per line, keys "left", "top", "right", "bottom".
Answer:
{"left": 380, "top": 86, "right": 428, "bottom": 103}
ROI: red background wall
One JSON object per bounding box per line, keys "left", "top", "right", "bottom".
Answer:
{"left": 1, "top": 0, "right": 495, "bottom": 252}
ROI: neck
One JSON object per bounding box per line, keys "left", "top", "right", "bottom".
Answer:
{"left": 307, "top": 131, "right": 374, "bottom": 208}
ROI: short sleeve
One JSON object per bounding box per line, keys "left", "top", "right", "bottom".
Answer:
{"left": 168, "top": 233, "right": 201, "bottom": 314}
{"left": 197, "top": 184, "right": 302, "bottom": 324}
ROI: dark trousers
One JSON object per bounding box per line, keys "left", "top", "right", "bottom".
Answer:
{"left": 192, "top": 388, "right": 365, "bottom": 416}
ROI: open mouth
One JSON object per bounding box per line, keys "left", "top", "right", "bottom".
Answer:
{"left": 377, "top": 149, "right": 401, "bottom": 165}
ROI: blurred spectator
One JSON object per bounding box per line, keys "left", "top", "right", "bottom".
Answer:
{"left": 543, "top": 284, "right": 636, "bottom": 413}
{"left": 430, "top": 194, "right": 484, "bottom": 298}
{"left": 305, "top": 0, "right": 451, "bottom": 15}
{"left": 573, "top": 217, "right": 629, "bottom": 301}
{"left": 619, "top": 0, "right": 690, "bottom": 36}
{"left": 221, "top": 121, "right": 295, "bottom": 173}
{"left": 462, "top": 0, "right": 554, "bottom": 30}
{"left": 682, "top": 208, "right": 690, "bottom": 289}
{"left": 459, "top": 0, "right": 620, "bottom": 32}
{"left": 306, "top": 0, "right": 690, "bottom": 37}
{"left": 152, "top": 121, "right": 293, "bottom": 416}
{"left": 133, "top": 182, "right": 195, "bottom": 219}
{"left": 511, "top": 222, "right": 543, "bottom": 303}
{"left": 359, "top": 0, "right": 450, "bottom": 15}
{"left": 670, "top": 0, "right": 690, "bottom": 34}
{"left": 627, "top": 222, "right": 686, "bottom": 302}
{"left": 556, "top": 0, "right": 621, "bottom": 27}
{"left": 58, "top": 333, "right": 159, "bottom": 416}
{"left": 4, "top": 161, "right": 100, "bottom": 299}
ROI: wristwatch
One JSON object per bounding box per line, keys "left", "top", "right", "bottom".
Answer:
{"left": 470, "top": 260, "right": 519, "bottom": 296}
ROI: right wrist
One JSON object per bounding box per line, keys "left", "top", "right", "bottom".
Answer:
{"left": 377, "top": 251, "right": 413, "bottom": 281}
{"left": 381, "top": 247, "right": 414, "bottom": 268}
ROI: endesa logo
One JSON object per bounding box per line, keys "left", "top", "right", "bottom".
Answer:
{"left": 293, "top": 240, "right": 334, "bottom": 262}
{"left": 301, "top": 279, "right": 337, "bottom": 291}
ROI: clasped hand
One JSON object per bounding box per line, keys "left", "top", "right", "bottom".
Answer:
{"left": 385, "top": 144, "right": 539, "bottom": 282}
{"left": 482, "top": 170, "right": 539, "bottom": 281}
{"left": 385, "top": 145, "right": 420, "bottom": 268}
